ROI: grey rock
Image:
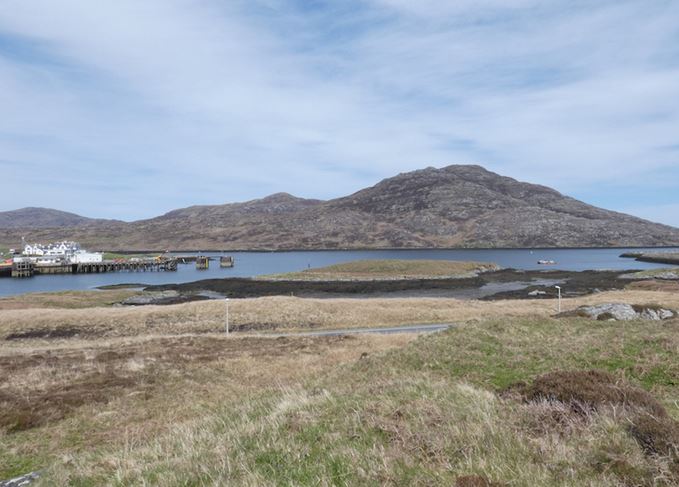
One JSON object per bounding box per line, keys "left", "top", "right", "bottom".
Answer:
{"left": 619, "top": 270, "right": 679, "bottom": 280}
{"left": 528, "top": 290, "right": 547, "bottom": 296}
{"left": 584, "top": 303, "right": 638, "bottom": 320}
{"left": 560, "top": 303, "right": 676, "bottom": 321}
{"left": 121, "top": 290, "right": 179, "bottom": 305}
{"left": 0, "top": 471, "right": 40, "bottom": 487}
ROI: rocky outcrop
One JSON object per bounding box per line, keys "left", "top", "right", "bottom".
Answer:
{"left": 0, "top": 471, "right": 41, "bottom": 487}
{"left": 621, "top": 252, "right": 679, "bottom": 266}
{"left": 560, "top": 303, "right": 676, "bottom": 321}
{"left": 3, "top": 165, "right": 679, "bottom": 250}
{"left": 120, "top": 291, "right": 211, "bottom": 306}
{"left": 0, "top": 207, "right": 116, "bottom": 229}
{"left": 619, "top": 269, "right": 679, "bottom": 281}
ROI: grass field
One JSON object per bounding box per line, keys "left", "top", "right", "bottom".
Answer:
{"left": 2, "top": 287, "right": 678, "bottom": 342}
{"left": 0, "top": 290, "right": 141, "bottom": 311}
{"left": 260, "top": 259, "right": 499, "bottom": 281}
{"left": 1, "top": 286, "right": 678, "bottom": 485}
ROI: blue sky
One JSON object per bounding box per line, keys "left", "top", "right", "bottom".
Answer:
{"left": 0, "top": 0, "right": 678, "bottom": 225}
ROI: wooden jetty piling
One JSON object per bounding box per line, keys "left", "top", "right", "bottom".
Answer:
{"left": 11, "top": 260, "right": 34, "bottom": 278}
{"left": 35, "top": 264, "right": 73, "bottom": 275}
{"left": 196, "top": 256, "right": 209, "bottom": 270}
{"left": 175, "top": 255, "right": 200, "bottom": 263}
{"left": 75, "top": 258, "right": 178, "bottom": 274}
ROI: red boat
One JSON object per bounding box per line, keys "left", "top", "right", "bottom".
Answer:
{"left": 0, "top": 259, "right": 12, "bottom": 277}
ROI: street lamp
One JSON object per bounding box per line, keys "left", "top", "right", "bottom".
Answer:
{"left": 555, "top": 286, "right": 562, "bottom": 313}
{"left": 225, "top": 297, "right": 230, "bottom": 335}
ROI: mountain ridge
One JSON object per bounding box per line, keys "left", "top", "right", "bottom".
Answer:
{"left": 0, "top": 207, "right": 118, "bottom": 229}
{"left": 2, "top": 165, "right": 678, "bottom": 250}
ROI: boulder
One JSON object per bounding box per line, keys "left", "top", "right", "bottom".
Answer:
{"left": 121, "top": 290, "right": 179, "bottom": 305}
{"left": 619, "top": 270, "right": 679, "bottom": 281}
{"left": 559, "top": 303, "right": 676, "bottom": 321}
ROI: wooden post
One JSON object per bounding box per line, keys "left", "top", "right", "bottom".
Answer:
{"left": 225, "top": 297, "right": 230, "bottom": 335}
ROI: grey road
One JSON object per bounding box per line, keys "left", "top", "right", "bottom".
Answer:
{"left": 260, "top": 323, "right": 454, "bottom": 338}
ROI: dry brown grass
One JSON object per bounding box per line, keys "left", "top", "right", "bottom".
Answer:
{"left": 506, "top": 369, "right": 668, "bottom": 417}
{"left": 0, "top": 289, "right": 140, "bottom": 310}
{"left": 0, "top": 332, "right": 414, "bottom": 480}
{"left": 1, "top": 284, "right": 677, "bottom": 483}
{"left": 2, "top": 288, "right": 678, "bottom": 344}
{"left": 505, "top": 369, "right": 679, "bottom": 481}
{"left": 0, "top": 333, "right": 414, "bottom": 432}
{"left": 260, "top": 259, "right": 499, "bottom": 281}
{"left": 2, "top": 307, "right": 677, "bottom": 485}
{"left": 455, "top": 475, "right": 508, "bottom": 487}
{"left": 626, "top": 279, "right": 679, "bottom": 292}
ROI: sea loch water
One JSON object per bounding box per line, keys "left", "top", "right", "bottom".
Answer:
{"left": 0, "top": 248, "right": 677, "bottom": 297}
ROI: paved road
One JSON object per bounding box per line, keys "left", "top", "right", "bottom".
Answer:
{"left": 262, "top": 323, "right": 454, "bottom": 337}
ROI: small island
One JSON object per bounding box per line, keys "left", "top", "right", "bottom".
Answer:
{"left": 260, "top": 259, "right": 499, "bottom": 281}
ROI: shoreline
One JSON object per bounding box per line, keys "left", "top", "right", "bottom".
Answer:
{"left": 142, "top": 268, "right": 652, "bottom": 303}
{"left": 96, "top": 245, "right": 679, "bottom": 253}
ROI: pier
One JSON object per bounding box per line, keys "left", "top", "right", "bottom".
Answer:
{"left": 12, "top": 261, "right": 35, "bottom": 278}
{"left": 195, "top": 256, "right": 210, "bottom": 270}
{"left": 3, "top": 258, "right": 178, "bottom": 278}
{"left": 75, "top": 258, "right": 178, "bottom": 274}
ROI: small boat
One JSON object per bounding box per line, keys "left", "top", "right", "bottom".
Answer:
{"left": 220, "top": 256, "right": 234, "bottom": 268}
{"left": 537, "top": 260, "right": 556, "bottom": 265}
{"left": 0, "top": 259, "right": 13, "bottom": 277}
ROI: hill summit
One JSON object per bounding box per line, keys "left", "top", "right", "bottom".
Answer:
{"left": 2, "top": 165, "right": 679, "bottom": 250}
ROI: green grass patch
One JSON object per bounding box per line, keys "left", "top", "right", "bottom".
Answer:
{"left": 378, "top": 318, "right": 679, "bottom": 401}
{"left": 0, "top": 447, "right": 45, "bottom": 479}
{"left": 260, "top": 259, "right": 499, "bottom": 281}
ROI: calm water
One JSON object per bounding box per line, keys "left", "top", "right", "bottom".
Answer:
{"left": 0, "top": 248, "right": 677, "bottom": 297}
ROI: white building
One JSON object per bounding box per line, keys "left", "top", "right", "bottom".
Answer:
{"left": 35, "top": 255, "right": 65, "bottom": 265}
{"left": 23, "top": 241, "right": 80, "bottom": 256}
{"left": 70, "top": 251, "right": 103, "bottom": 264}
{"left": 22, "top": 241, "right": 102, "bottom": 263}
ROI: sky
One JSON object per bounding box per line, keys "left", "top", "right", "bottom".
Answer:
{"left": 0, "top": 0, "right": 678, "bottom": 225}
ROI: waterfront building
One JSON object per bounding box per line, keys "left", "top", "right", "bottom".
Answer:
{"left": 23, "top": 241, "right": 81, "bottom": 256}
{"left": 22, "top": 241, "right": 102, "bottom": 264}
{"left": 70, "top": 251, "right": 103, "bottom": 263}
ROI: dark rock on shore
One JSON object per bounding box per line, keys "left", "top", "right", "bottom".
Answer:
{"left": 120, "top": 291, "right": 211, "bottom": 306}
{"left": 143, "top": 269, "right": 645, "bottom": 302}
{"left": 620, "top": 252, "right": 679, "bottom": 266}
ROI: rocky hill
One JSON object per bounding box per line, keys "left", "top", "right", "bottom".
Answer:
{"left": 2, "top": 165, "right": 679, "bottom": 250}
{"left": 0, "top": 207, "right": 101, "bottom": 229}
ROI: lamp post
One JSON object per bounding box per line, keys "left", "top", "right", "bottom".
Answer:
{"left": 225, "top": 297, "right": 230, "bottom": 335}
{"left": 555, "top": 286, "right": 562, "bottom": 313}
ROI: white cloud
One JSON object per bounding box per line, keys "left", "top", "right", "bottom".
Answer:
{"left": 0, "top": 0, "right": 677, "bottom": 223}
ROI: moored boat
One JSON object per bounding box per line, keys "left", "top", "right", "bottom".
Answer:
{"left": 0, "top": 259, "right": 12, "bottom": 277}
